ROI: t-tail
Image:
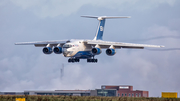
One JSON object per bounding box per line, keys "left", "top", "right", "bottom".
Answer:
{"left": 81, "top": 16, "right": 131, "bottom": 40}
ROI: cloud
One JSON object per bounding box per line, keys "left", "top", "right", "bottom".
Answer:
{"left": 0, "top": 24, "right": 180, "bottom": 96}
{"left": 8, "top": 0, "right": 177, "bottom": 18}
{"left": 9, "top": 0, "right": 90, "bottom": 18}
{"left": 141, "top": 25, "right": 180, "bottom": 48}
{"left": 0, "top": 0, "right": 180, "bottom": 97}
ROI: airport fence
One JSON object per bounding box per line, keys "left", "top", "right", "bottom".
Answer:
{"left": 0, "top": 95, "right": 180, "bottom": 101}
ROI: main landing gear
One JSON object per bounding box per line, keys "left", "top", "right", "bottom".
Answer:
{"left": 87, "top": 56, "right": 98, "bottom": 63}
{"left": 87, "top": 59, "right": 98, "bottom": 63}
{"left": 68, "top": 57, "right": 98, "bottom": 63}
{"left": 68, "top": 58, "right": 80, "bottom": 63}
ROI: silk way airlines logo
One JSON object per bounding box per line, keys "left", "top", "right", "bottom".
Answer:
{"left": 100, "top": 26, "right": 103, "bottom": 31}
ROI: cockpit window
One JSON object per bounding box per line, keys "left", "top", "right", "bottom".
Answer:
{"left": 63, "top": 44, "right": 72, "bottom": 48}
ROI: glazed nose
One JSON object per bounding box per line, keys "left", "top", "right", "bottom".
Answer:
{"left": 62, "top": 48, "right": 69, "bottom": 56}
{"left": 62, "top": 48, "right": 66, "bottom": 53}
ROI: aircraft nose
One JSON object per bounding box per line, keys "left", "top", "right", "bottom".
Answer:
{"left": 62, "top": 48, "right": 73, "bottom": 57}
{"left": 62, "top": 48, "right": 68, "bottom": 57}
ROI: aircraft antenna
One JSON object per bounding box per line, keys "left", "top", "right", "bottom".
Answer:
{"left": 60, "top": 64, "right": 64, "bottom": 80}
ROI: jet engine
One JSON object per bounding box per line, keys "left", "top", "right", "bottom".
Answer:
{"left": 106, "top": 48, "right": 116, "bottom": 56}
{"left": 43, "top": 47, "right": 53, "bottom": 54}
{"left": 92, "top": 47, "right": 102, "bottom": 55}
{"left": 53, "top": 47, "right": 62, "bottom": 54}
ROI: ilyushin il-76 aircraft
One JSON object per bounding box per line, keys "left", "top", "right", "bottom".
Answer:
{"left": 15, "top": 16, "right": 164, "bottom": 63}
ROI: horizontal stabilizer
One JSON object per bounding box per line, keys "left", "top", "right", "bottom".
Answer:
{"left": 81, "top": 15, "right": 131, "bottom": 20}
{"left": 81, "top": 15, "right": 131, "bottom": 40}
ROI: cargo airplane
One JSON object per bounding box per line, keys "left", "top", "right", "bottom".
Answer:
{"left": 15, "top": 16, "right": 164, "bottom": 63}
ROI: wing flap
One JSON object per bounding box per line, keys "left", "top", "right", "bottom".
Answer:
{"left": 34, "top": 44, "right": 60, "bottom": 47}
{"left": 34, "top": 44, "right": 47, "bottom": 47}
{"left": 15, "top": 40, "right": 69, "bottom": 47}
{"left": 86, "top": 40, "right": 164, "bottom": 49}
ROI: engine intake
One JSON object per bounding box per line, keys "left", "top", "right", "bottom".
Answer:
{"left": 106, "top": 48, "right": 116, "bottom": 56}
{"left": 43, "top": 47, "right": 52, "bottom": 54}
{"left": 53, "top": 47, "right": 62, "bottom": 54}
{"left": 92, "top": 47, "right": 101, "bottom": 55}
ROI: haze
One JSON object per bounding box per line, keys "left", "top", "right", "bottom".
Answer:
{"left": 0, "top": 0, "right": 180, "bottom": 97}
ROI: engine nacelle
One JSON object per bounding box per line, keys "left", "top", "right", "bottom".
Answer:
{"left": 53, "top": 47, "right": 62, "bottom": 54}
{"left": 106, "top": 48, "right": 116, "bottom": 56}
{"left": 43, "top": 47, "right": 53, "bottom": 54}
{"left": 92, "top": 47, "right": 102, "bottom": 55}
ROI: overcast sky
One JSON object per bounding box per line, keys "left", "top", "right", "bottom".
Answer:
{"left": 0, "top": 0, "right": 180, "bottom": 97}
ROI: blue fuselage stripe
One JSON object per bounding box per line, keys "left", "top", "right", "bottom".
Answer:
{"left": 73, "top": 51, "right": 93, "bottom": 59}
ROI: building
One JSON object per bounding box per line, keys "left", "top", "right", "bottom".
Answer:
{"left": 100, "top": 85, "right": 148, "bottom": 97}
{"left": 24, "top": 90, "right": 91, "bottom": 96}
{"left": 0, "top": 92, "right": 24, "bottom": 95}
{"left": 0, "top": 85, "right": 148, "bottom": 97}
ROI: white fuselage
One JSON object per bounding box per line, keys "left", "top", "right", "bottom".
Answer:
{"left": 62, "top": 40, "right": 92, "bottom": 59}
{"left": 15, "top": 15, "right": 164, "bottom": 63}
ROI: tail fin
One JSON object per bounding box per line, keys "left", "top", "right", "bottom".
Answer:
{"left": 94, "top": 18, "right": 105, "bottom": 40}
{"left": 81, "top": 16, "right": 131, "bottom": 40}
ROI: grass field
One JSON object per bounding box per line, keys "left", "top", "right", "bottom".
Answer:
{"left": 0, "top": 95, "right": 179, "bottom": 101}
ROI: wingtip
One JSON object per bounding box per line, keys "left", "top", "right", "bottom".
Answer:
{"left": 15, "top": 42, "right": 22, "bottom": 45}
{"left": 160, "top": 45, "right": 165, "bottom": 48}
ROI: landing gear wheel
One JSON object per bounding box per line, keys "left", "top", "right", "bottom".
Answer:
{"left": 87, "top": 59, "right": 90, "bottom": 62}
{"left": 68, "top": 59, "right": 72, "bottom": 62}
{"left": 74, "top": 58, "right": 80, "bottom": 62}
{"left": 68, "top": 58, "right": 80, "bottom": 63}
{"left": 77, "top": 59, "right": 79, "bottom": 62}
{"left": 87, "top": 59, "right": 98, "bottom": 63}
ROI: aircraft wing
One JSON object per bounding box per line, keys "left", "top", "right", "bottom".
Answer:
{"left": 15, "top": 40, "right": 70, "bottom": 47}
{"left": 86, "top": 40, "right": 164, "bottom": 49}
